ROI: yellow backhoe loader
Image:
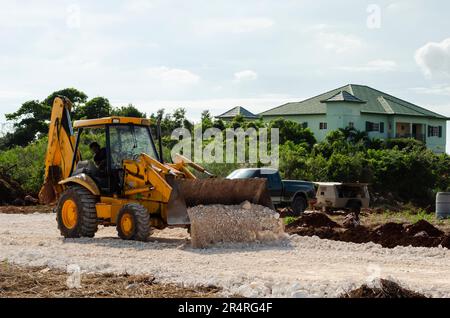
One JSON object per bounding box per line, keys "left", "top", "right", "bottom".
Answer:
{"left": 39, "top": 96, "right": 273, "bottom": 241}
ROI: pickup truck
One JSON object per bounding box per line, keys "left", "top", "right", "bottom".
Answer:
{"left": 226, "top": 168, "right": 316, "bottom": 215}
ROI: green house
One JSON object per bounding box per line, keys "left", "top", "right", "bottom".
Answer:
{"left": 260, "top": 84, "right": 448, "bottom": 153}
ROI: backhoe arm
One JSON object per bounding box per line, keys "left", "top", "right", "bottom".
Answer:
{"left": 39, "top": 97, "right": 78, "bottom": 204}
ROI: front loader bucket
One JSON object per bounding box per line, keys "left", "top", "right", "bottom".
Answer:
{"left": 166, "top": 176, "right": 190, "bottom": 226}
{"left": 166, "top": 178, "right": 274, "bottom": 226}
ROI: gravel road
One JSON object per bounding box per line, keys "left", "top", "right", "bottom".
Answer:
{"left": 1, "top": 213, "right": 449, "bottom": 298}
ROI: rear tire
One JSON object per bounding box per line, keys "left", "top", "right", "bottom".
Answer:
{"left": 116, "top": 203, "right": 150, "bottom": 242}
{"left": 291, "top": 196, "right": 307, "bottom": 216}
{"left": 56, "top": 186, "right": 98, "bottom": 238}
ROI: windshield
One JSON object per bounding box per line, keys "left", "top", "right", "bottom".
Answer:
{"left": 227, "top": 169, "right": 259, "bottom": 179}
{"left": 109, "top": 125, "right": 158, "bottom": 169}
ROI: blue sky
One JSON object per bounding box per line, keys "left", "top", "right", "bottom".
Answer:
{"left": 1, "top": 0, "right": 450, "bottom": 147}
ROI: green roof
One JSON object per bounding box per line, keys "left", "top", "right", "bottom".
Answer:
{"left": 217, "top": 106, "right": 259, "bottom": 119}
{"left": 322, "top": 90, "right": 365, "bottom": 103}
{"left": 260, "top": 84, "right": 448, "bottom": 119}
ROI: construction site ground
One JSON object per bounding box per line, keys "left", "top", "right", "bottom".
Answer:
{"left": 0, "top": 263, "right": 220, "bottom": 298}
{"left": 1, "top": 207, "right": 449, "bottom": 298}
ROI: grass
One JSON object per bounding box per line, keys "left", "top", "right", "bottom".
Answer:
{"left": 283, "top": 216, "right": 297, "bottom": 226}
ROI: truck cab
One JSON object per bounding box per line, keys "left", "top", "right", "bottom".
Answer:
{"left": 227, "top": 168, "right": 316, "bottom": 215}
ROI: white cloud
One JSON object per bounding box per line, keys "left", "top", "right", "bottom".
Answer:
{"left": 316, "top": 31, "right": 363, "bottom": 54}
{"left": 233, "top": 70, "right": 258, "bottom": 83}
{"left": 411, "top": 85, "right": 450, "bottom": 96}
{"left": 0, "top": 90, "right": 31, "bottom": 100}
{"left": 387, "top": 1, "right": 418, "bottom": 14}
{"left": 336, "top": 59, "right": 398, "bottom": 72}
{"left": 124, "top": 0, "right": 155, "bottom": 13}
{"left": 145, "top": 67, "right": 200, "bottom": 85}
{"left": 124, "top": 95, "right": 299, "bottom": 122}
{"left": 197, "top": 17, "right": 274, "bottom": 34}
{"left": 415, "top": 38, "right": 450, "bottom": 78}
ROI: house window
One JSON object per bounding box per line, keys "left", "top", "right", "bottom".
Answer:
{"left": 366, "top": 121, "right": 380, "bottom": 132}
{"left": 348, "top": 122, "right": 355, "bottom": 129}
{"left": 428, "top": 126, "right": 443, "bottom": 138}
{"left": 380, "top": 122, "right": 385, "bottom": 133}
{"left": 302, "top": 122, "right": 308, "bottom": 129}
{"left": 319, "top": 122, "right": 328, "bottom": 130}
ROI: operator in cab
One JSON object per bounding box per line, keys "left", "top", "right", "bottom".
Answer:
{"left": 89, "top": 142, "right": 107, "bottom": 172}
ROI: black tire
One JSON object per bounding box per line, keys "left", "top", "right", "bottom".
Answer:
{"left": 291, "top": 195, "right": 307, "bottom": 216}
{"left": 116, "top": 203, "right": 150, "bottom": 242}
{"left": 56, "top": 186, "right": 98, "bottom": 238}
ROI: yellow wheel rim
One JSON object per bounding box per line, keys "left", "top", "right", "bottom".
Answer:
{"left": 62, "top": 199, "right": 78, "bottom": 229}
{"left": 120, "top": 213, "right": 134, "bottom": 236}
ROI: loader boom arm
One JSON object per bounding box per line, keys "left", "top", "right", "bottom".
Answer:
{"left": 39, "top": 97, "right": 78, "bottom": 204}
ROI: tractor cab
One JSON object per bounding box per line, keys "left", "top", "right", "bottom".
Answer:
{"left": 71, "top": 117, "right": 160, "bottom": 195}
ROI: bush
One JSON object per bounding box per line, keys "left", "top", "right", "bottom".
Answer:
{"left": 384, "top": 138, "right": 426, "bottom": 151}
{"left": 0, "top": 138, "right": 48, "bottom": 195}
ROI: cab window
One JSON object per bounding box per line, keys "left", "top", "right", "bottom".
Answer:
{"left": 109, "top": 125, "right": 158, "bottom": 169}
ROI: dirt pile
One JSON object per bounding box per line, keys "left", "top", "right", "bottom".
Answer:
{"left": 188, "top": 202, "right": 287, "bottom": 248}
{"left": 288, "top": 212, "right": 340, "bottom": 229}
{"left": 287, "top": 217, "right": 450, "bottom": 249}
{"left": 405, "top": 220, "right": 444, "bottom": 237}
{"left": 341, "top": 279, "right": 427, "bottom": 298}
{"left": 0, "top": 173, "right": 25, "bottom": 205}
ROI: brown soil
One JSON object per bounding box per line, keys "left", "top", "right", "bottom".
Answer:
{"left": 0, "top": 175, "right": 25, "bottom": 205}
{"left": 341, "top": 279, "right": 427, "bottom": 298}
{"left": 405, "top": 220, "right": 444, "bottom": 237}
{"left": 287, "top": 214, "right": 450, "bottom": 249}
{"left": 0, "top": 263, "right": 221, "bottom": 298}
{"left": 288, "top": 212, "right": 341, "bottom": 228}
{"left": 0, "top": 205, "right": 52, "bottom": 214}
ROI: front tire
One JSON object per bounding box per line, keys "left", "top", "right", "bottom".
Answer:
{"left": 116, "top": 203, "right": 151, "bottom": 242}
{"left": 291, "top": 196, "right": 307, "bottom": 216}
{"left": 56, "top": 186, "right": 98, "bottom": 238}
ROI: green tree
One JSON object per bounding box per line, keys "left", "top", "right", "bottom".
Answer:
{"left": 269, "top": 118, "right": 316, "bottom": 148}
{"left": 325, "top": 152, "right": 369, "bottom": 183}
{"left": 230, "top": 115, "right": 245, "bottom": 129}
{"left": 3, "top": 100, "right": 51, "bottom": 148}
{"left": 212, "top": 118, "right": 226, "bottom": 130}
{"left": 172, "top": 108, "right": 187, "bottom": 128}
{"left": 77, "top": 97, "right": 112, "bottom": 119}
{"left": 112, "top": 104, "right": 146, "bottom": 118}
{"left": 1, "top": 88, "right": 89, "bottom": 149}
{"left": 43, "top": 88, "right": 88, "bottom": 114}
{"left": 201, "top": 110, "right": 213, "bottom": 130}
{"left": 278, "top": 141, "right": 309, "bottom": 179}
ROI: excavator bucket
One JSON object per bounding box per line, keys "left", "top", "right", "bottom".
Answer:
{"left": 166, "top": 178, "right": 274, "bottom": 225}
{"left": 39, "top": 181, "right": 57, "bottom": 205}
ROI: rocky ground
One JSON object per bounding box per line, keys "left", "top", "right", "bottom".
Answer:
{"left": 1, "top": 212, "right": 449, "bottom": 298}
